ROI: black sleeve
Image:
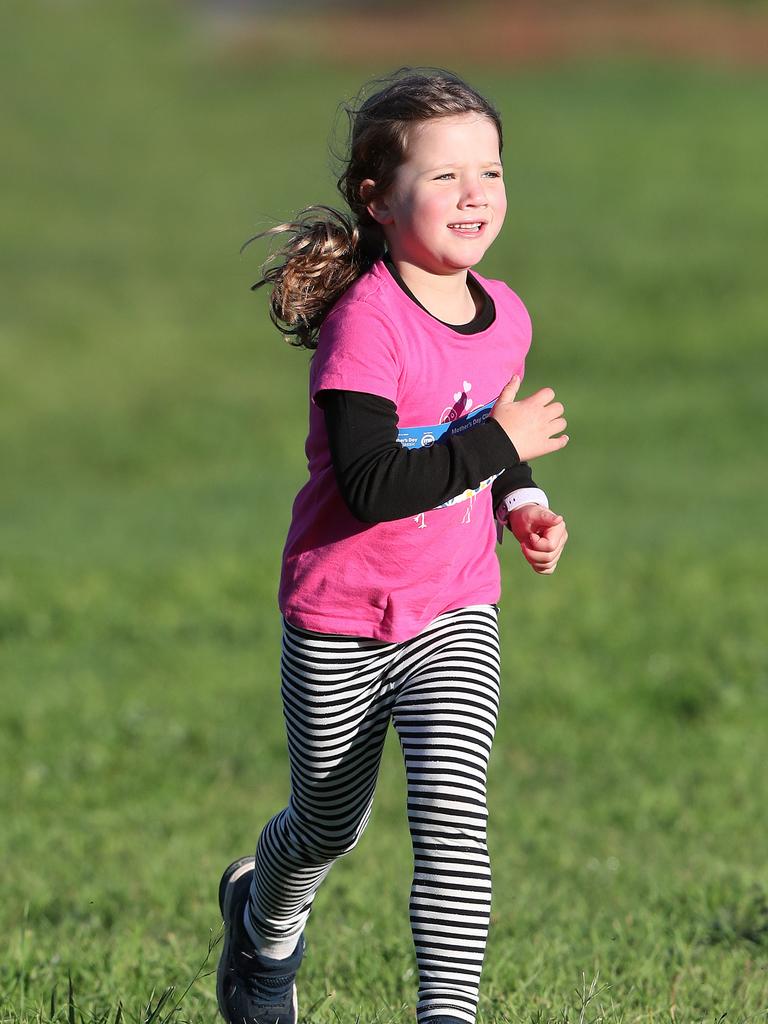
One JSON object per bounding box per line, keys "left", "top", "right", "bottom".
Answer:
{"left": 318, "top": 388, "right": 527, "bottom": 524}
{"left": 490, "top": 462, "right": 538, "bottom": 510}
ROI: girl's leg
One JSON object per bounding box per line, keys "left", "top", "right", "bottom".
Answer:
{"left": 245, "top": 619, "right": 398, "bottom": 958}
{"left": 390, "top": 606, "right": 501, "bottom": 1024}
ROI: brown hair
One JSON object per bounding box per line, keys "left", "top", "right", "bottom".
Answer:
{"left": 247, "top": 67, "right": 503, "bottom": 350}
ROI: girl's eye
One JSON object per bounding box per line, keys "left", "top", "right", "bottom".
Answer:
{"left": 433, "top": 170, "right": 502, "bottom": 181}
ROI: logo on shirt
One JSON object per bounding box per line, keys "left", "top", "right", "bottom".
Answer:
{"left": 439, "top": 380, "right": 473, "bottom": 424}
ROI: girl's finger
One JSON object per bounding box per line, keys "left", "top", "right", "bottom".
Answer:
{"left": 524, "top": 536, "right": 562, "bottom": 555}
{"left": 531, "top": 516, "right": 566, "bottom": 533}
{"left": 535, "top": 509, "right": 563, "bottom": 525}
{"left": 523, "top": 549, "right": 558, "bottom": 568}
{"left": 533, "top": 553, "right": 558, "bottom": 567}
{"left": 523, "top": 544, "right": 565, "bottom": 570}
{"left": 533, "top": 557, "right": 561, "bottom": 573}
{"left": 528, "top": 533, "right": 560, "bottom": 552}
{"left": 529, "top": 510, "right": 563, "bottom": 530}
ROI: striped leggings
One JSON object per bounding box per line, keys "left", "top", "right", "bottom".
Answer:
{"left": 246, "top": 604, "right": 501, "bottom": 1024}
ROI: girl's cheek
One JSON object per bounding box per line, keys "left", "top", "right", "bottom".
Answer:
{"left": 494, "top": 195, "right": 508, "bottom": 228}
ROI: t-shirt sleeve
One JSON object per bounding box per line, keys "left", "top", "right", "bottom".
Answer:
{"left": 310, "top": 301, "right": 403, "bottom": 406}
{"left": 499, "top": 281, "right": 533, "bottom": 350}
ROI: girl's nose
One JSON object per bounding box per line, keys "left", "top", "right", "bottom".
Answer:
{"left": 459, "top": 180, "right": 489, "bottom": 207}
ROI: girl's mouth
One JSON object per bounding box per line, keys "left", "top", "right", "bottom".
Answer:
{"left": 447, "top": 222, "right": 485, "bottom": 234}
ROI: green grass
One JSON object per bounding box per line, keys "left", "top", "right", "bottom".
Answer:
{"left": 2, "top": 2, "right": 768, "bottom": 1022}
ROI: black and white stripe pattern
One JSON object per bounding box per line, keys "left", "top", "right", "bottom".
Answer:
{"left": 246, "top": 605, "right": 501, "bottom": 1024}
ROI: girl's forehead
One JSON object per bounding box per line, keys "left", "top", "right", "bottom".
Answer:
{"left": 402, "top": 114, "right": 501, "bottom": 160}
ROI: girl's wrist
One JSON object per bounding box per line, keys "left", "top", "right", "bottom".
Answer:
{"left": 495, "top": 487, "right": 550, "bottom": 524}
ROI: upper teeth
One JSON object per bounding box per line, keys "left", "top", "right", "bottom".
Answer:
{"left": 450, "top": 223, "right": 481, "bottom": 230}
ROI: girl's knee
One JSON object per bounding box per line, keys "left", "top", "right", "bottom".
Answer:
{"left": 279, "top": 805, "right": 366, "bottom": 863}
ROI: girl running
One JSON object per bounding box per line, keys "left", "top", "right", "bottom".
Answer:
{"left": 216, "top": 67, "right": 569, "bottom": 1024}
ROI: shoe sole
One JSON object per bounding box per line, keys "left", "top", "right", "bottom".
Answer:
{"left": 216, "top": 855, "right": 298, "bottom": 1024}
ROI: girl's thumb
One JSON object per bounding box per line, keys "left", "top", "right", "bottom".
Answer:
{"left": 504, "top": 375, "right": 521, "bottom": 399}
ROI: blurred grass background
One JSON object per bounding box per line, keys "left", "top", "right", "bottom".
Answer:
{"left": 1, "top": 1, "right": 767, "bottom": 1021}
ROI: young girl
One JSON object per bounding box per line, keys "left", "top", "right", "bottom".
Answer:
{"left": 216, "top": 68, "right": 569, "bottom": 1024}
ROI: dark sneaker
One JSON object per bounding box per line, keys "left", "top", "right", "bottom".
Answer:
{"left": 216, "top": 856, "right": 305, "bottom": 1024}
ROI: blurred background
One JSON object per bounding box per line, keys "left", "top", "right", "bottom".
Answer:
{"left": 2, "top": 1, "right": 767, "bottom": 1022}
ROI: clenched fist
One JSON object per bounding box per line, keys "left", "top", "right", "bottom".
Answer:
{"left": 507, "top": 504, "right": 569, "bottom": 575}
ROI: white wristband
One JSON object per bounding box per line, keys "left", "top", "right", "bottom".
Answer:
{"left": 495, "top": 487, "right": 549, "bottom": 523}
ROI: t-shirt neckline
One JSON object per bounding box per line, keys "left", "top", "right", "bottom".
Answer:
{"left": 382, "top": 254, "right": 496, "bottom": 335}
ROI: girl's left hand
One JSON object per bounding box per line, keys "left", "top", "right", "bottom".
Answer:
{"left": 507, "top": 505, "right": 568, "bottom": 575}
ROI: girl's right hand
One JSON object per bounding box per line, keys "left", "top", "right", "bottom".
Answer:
{"left": 490, "top": 376, "right": 569, "bottom": 461}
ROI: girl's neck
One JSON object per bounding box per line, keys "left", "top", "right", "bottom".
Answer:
{"left": 389, "top": 257, "right": 479, "bottom": 326}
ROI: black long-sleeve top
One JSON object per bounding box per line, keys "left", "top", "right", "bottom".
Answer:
{"left": 316, "top": 256, "right": 539, "bottom": 525}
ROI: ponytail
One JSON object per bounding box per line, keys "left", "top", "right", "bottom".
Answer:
{"left": 245, "top": 205, "right": 385, "bottom": 350}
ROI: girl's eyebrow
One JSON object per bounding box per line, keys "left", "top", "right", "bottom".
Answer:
{"left": 422, "top": 160, "right": 503, "bottom": 173}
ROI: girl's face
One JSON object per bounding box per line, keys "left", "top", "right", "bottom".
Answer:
{"left": 364, "top": 113, "right": 507, "bottom": 275}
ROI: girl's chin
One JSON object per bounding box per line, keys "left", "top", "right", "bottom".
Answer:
{"left": 441, "top": 249, "right": 488, "bottom": 271}
{"left": 444, "top": 239, "right": 493, "bottom": 263}
{"left": 395, "top": 244, "right": 490, "bottom": 274}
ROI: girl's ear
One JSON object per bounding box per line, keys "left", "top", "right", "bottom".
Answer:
{"left": 360, "top": 178, "right": 393, "bottom": 225}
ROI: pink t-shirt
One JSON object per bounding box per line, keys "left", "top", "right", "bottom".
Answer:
{"left": 278, "top": 259, "right": 533, "bottom": 642}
